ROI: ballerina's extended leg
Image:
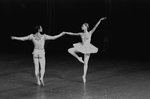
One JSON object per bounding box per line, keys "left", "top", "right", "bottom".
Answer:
{"left": 82, "top": 54, "right": 90, "bottom": 83}
{"left": 68, "top": 48, "right": 84, "bottom": 63}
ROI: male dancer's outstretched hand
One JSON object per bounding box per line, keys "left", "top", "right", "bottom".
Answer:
{"left": 11, "top": 36, "right": 16, "bottom": 40}
{"left": 61, "top": 31, "right": 66, "bottom": 35}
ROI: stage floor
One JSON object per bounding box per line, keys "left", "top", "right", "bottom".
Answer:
{"left": 0, "top": 53, "right": 150, "bottom": 99}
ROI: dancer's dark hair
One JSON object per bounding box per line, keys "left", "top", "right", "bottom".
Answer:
{"left": 35, "top": 25, "right": 41, "bottom": 30}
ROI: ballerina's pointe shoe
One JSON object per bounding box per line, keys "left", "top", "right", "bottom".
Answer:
{"left": 78, "top": 57, "right": 84, "bottom": 63}
{"left": 82, "top": 76, "right": 86, "bottom": 83}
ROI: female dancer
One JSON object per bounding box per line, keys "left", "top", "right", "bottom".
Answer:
{"left": 11, "top": 25, "right": 65, "bottom": 86}
{"left": 64, "top": 17, "right": 106, "bottom": 83}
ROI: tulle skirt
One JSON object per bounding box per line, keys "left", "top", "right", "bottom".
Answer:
{"left": 73, "top": 42, "right": 98, "bottom": 54}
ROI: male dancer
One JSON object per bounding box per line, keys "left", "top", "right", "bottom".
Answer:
{"left": 11, "top": 25, "right": 65, "bottom": 86}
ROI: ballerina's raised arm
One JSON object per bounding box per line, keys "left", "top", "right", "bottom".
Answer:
{"left": 90, "top": 17, "right": 107, "bottom": 34}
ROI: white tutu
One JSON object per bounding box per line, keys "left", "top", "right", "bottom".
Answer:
{"left": 73, "top": 42, "right": 98, "bottom": 54}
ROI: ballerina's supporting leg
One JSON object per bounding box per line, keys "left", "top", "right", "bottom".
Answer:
{"left": 68, "top": 48, "right": 84, "bottom": 63}
{"left": 33, "top": 55, "right": 40, "bottom": 85}
{"left": 39, "top": 54, "right": 45, "bottom": 86}
{"left": 82, "top": 54, "right": 90, "bottom": 83}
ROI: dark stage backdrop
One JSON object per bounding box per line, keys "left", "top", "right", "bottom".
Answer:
{"left": 0, "top": 0, "right": 150, "bottom": 60}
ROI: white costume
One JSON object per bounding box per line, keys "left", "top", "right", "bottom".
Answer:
{"left": 11, "top": 27, "right": 64, "bottom": 86}
{"left": 27, "top": 34, "right": 51, "bottom": 55}
{"left": 73, "top": 32, "right": 98, "bottom": 54}
{"left": 67, "top": 17, "right": 106, "bottom": 83}
{"left": 73, "top": 43, "right": 98, "bottom": 54}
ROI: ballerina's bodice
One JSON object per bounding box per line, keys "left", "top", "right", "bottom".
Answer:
{"left": 81, "top": 32, "right": 92, "bottom": 45}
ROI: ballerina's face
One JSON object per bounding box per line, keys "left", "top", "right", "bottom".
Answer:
{"left": 82, "top": 23, "right": 89, "bottom": 32}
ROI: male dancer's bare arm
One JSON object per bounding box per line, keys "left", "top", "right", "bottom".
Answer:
{"left": 90, "top": 17, "right": 107, "bottom": 34}
{"left": 11, "top": 35, "right": 31, "bottom": 41}
{"left": 45, "top": 32, "right": 65, "bottom": 40}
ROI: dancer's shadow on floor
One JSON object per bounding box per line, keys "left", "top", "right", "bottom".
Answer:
{"left": 87, "top": 65, "right": 150, "bottom": 83}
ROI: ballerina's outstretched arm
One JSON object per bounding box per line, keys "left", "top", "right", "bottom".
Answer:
{"left": 64, "top": 32, "right": 81, "bottom": 36}
{"left": 90, "top": 17, "right": 107, "bottom": 34}
{"left": 11, "top": 34, "right": 32, "bottom": 41}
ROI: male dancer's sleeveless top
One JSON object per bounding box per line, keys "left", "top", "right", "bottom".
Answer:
{"left": 28, "top": 34, "right": 46, "bottom": 54}
{"left": 32, "top": 34, "right": 45, "bottom": 50}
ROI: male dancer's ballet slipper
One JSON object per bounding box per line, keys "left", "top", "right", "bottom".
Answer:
{"left": 40, "top": 79, "right": 45, "bottom": 86}
{"left": 37, "top": 80, "right": 41, "bottom": 85}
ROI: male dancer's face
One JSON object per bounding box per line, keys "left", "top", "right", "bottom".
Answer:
{"left": 38, "top": 26, "right": 43, "bottom": 32}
